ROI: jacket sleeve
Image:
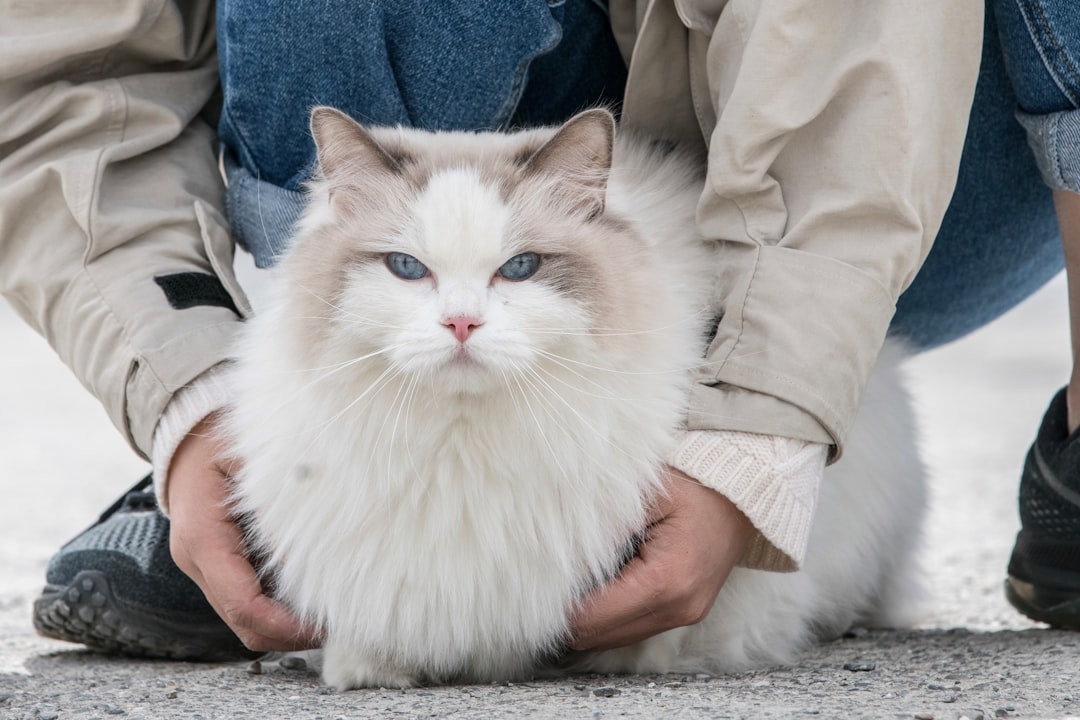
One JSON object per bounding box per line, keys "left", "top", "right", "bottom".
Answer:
{"left": 618, "top": 0, "right": 983, "bottom": 456}
{"left": 697, "top": 0, "right": 983, "bottom": 454}
{"left": 0, "top": 0, "right": 250, "bottom": 458}
{"left": 611, "top": 0, "right": 982, "bottom": 571}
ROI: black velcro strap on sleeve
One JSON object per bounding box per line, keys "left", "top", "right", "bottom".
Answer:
{"left": 154, "top": 272, "right": 240, "bottom": 316}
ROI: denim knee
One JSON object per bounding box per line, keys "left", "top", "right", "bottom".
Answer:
{"left": 992, "top": 0, "right": 1080, "bottom": 192}
{"left": 1017, "top": 110, "right": 1080, "bottom": 193}
{"left": 218, "top": 1, "right": 561, "bottom": 190}
{"left": 890, "top": 3, "right": 1063, "bottom": 350}
{"left": 218, "top": 0, "right": 626, "bottom": 266}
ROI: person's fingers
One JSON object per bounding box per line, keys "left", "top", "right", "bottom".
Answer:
{"left": 167, "top": 414, "right": 321, "bottom": 652}
{"left": 173, "top": 513, "right": 320, "bottom": 652}
{"left": 568, "top": 558, "right": 664, "bottom": 651}
{"left": 568, "top": 467, "right": 752, "bottom": 651}
{"left": 568, "top": 519, "right": 709, "bottom": 650}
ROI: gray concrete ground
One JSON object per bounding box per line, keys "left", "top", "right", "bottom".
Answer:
{"left": 1, "top": 274, "right": 1078, "bottom": 719}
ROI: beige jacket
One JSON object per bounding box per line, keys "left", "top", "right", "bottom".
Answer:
{"left": 0, "top": 0, "right": 982, "bottom": 569}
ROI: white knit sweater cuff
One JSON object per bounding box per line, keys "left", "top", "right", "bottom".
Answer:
{"left": 668, "top": 430, "right": 826, "bottom": 572}
{"left": 150, "top": 363, "right": 233, "bottom": 516}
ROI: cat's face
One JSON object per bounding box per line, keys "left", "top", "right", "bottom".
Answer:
{"left": 282, "top": 108, "right": 645, "bottom": 394}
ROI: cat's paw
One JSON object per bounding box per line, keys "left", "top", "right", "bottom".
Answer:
{"left": 322, "top": 644, "right": 417, "bottom": 690}
{"left": 582, "top": 626, "right": 687, "bottom": 675}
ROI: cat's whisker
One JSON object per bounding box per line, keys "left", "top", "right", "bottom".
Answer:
{"left": 249, "top": 344, "right": 406, "bottom": 425}
{"left": 272, "top": 305, "right": 412, "bottom": 333}
{"left": 499, "top": 365, "right": 591, "bottom": 515}
{"left": 531, "top": 351, "right": 643, "bottom": 398}
{"left": 293, "top": 363, "right": 402, "bottom": 475}
{"left": 425, "top": 362, "right": 442, "bottom": 412}
{"left": 391, "top": 368, "right": 425, "bottom": 487}
{"left": 516, "top": 366, "right": 652, "bottom": 497}
{"left": 334, "top": 314, "right": 416, "bottom": 332}
{"left": 523, "top": 310, "right": 711, "bottom": 338}
{"left": 267, "top": 343, "right": 404, "bottom": 377}
{"left": 362, "top": 368, "right": 413, "bottom": 501}
{"left": 504, "top": 368, "right": 578, "bottom": 494}
{"left": 250, "top": 363, "right": 405, "bottom": 532}
{"left": 516, "top": 369, "right": 605, "bottom": 445}
{"left": 513, "top": 373, "right": 591, "bottom": 486}
{"left": 521, "top": 366, "right": 661, "bottom": 480}
{"left": 289, "top": 281, "right": 411, "bottom": 331}
{"left": 509, "top": 368, "right": 655, "bottom": 543}
{"left": 531, "top": 367, "right": 679, "bottom": 422}
{"left": 534, "top": 348, "right": 703, "bottom": 377}
{"left": 529, "top": 361, "right": 631, "bottom": 403}
{"left": 273, "top": 313, "right": 406, "bottom": 331}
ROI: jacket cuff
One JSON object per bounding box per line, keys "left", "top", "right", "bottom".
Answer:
{"left": 691, "top": 244, "right": 896, "bottom": 460}
{"left": 668, "top": 429, "right": 826, "bottom": 572}
{"left": 150, "top": 362, "right": 232, "bottom": 515}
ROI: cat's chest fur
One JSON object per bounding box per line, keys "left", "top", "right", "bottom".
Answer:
{"left": 229, "top": 327, "right": 678, "bottom": 681}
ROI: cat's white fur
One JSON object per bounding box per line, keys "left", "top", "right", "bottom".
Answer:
{"left": 225, "top": 108, "right": 925, "bottom": 690}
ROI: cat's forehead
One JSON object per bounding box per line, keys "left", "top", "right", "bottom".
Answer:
{"left": 410, "top": 168, "right": 517, "bottom": 267}
{"left": 318, "top": 124, "right": 603, "bottom": 274}
{"left": 360, "top": 128, "right": 565, "bottom": 268}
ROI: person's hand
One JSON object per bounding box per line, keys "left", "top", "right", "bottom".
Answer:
{"left": 568, "top": 467, "right": 753, "bottom": 651}
{"left": 167, "top": 413, "right": 320, "bottom": 652}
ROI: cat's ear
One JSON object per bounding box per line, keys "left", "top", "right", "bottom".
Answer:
{"left": 524, "top": 108, "right": 615, "bottom": 217}
{"left": 310, "top": 106, "right": 400, "bottom": 196}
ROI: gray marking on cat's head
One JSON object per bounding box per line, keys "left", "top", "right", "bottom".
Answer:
{"left": 290, "top": 108, "right": 661, "bottom": 368}
{"left": 519, "top": 108, "right": 615, "bottom": 218}
{"left": 310, "top": 107, "right": 403, "bottom": 181}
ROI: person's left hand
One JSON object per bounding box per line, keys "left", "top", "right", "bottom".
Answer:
{"left": 168, "top": 413, "right": 321, "bottom": 652}
{"left": 568, "top": 466, "right": 754, "bottom": 651}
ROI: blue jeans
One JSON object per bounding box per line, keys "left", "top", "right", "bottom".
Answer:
{"left": 217, "top": 0, "right": 1077, "bottom": 352}
{"left": 217, "top": 0, "right": 625, "bottom": 265}
{"left": 891, "top": 0, "right": 1079, "bottom": 348}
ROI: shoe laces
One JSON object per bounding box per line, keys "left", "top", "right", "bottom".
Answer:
{"left": 96, "top": 475, "right": 157, "bottom": 523}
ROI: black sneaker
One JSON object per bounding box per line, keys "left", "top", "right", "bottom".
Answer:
{"left": 33, "top": 475, "right": 257, "bottom": 660}
{"left": 1005, "top": 388, "right": 1080, "bottom": 629}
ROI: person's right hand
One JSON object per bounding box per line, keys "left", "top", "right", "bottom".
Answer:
{"left": 568, "top": 466, "right": 752, "bottom": 651}
{"left": 167, "top": 413, "right": 320, "bottom": 652}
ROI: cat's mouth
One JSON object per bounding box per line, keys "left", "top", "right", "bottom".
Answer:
{"left": 446, "top": 345, "right": 481, "bottom": 368}
{"left": 434, "top": 345, "right": 502, "bottom": 395}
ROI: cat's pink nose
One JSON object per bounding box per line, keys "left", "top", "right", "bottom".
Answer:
{"left": 444, "top": 316, "right": 483, "bottom": 343}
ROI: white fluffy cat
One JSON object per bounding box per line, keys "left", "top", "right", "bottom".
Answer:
{"left": 224, "top": 107, "right": 925, "bottom": 690}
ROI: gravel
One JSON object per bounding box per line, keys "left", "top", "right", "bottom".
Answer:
{"left": 2, "top": 628, "right": 1079, "bottom": 719}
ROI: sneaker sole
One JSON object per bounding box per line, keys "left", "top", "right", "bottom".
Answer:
{"left": 1005, "top": 575, "right": 1080, "bottom": 630}
{"left": 33, "top": 570, "right": 258, "bottom": 661}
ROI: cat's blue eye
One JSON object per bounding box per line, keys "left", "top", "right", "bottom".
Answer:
{"left": 497, "top": 252, "right": 541, "bottom": 281}
{"left": 385, "top": 252, "right": 429, "bottom": 280}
